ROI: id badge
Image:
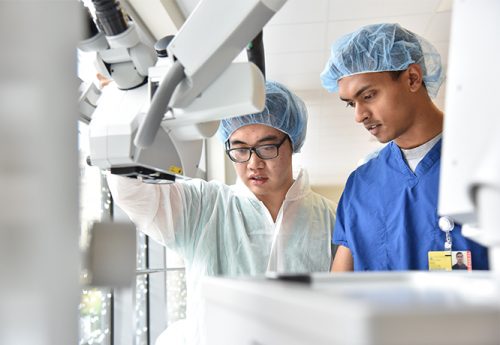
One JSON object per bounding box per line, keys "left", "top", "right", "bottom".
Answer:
{"left": 428, "top": 251, "right": 452, "bottom": 271}
{"left": 428, "top": 250, "right": 472, "bottom": 271}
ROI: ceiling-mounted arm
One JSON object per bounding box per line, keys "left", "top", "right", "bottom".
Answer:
{"left": 134, "top": 0, "right": 287, "bottom": 149}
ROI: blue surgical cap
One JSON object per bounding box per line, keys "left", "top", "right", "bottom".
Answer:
{"left": 217, "top": 80, "right": 307, "bottom": 153}
{"left": 320, "top": 23, "right": 444, "bottom": 98}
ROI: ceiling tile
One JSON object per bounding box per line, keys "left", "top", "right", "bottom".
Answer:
{"left": 328, "top": 0, "right": 441, "bottom": 21}
{"left": 424, "top": 11, "right": 452, "bottom": 42}
{"left": 266, "top": 51, "right": 326, "bottom": 75}
{"left": 436, "top": 0, "right": 453, "bottom": 12}
{"left": 175, "top": 0, "right": 200, "bottom": 18}
{"left": 264, "top": 22, "right": 327, "bottom": 54}
{"left": 269, "top": 0, "right": 329, "bottom": 25}
{"left": 266, "top": 72, "right": 326, "bottom": 91}
{"left": 326, "top": 14, "right": 434, "bottom": 47}
{"left": 294, "top": 89, "right": 329, "bottom": 104}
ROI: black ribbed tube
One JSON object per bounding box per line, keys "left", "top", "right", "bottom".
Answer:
{"left": 92, "top": 0, "right": 128, "bottom": 36}
{"left": 247, "top": 31, "right": 266, "bottom": 78}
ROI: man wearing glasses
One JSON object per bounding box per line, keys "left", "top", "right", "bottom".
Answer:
{"left": 107, "top": 80, "right": 336, "bottom": 345}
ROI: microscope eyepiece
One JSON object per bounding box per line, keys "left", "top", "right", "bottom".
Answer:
{"left": 92, "top": 0, "right": 128, "bottom": 36}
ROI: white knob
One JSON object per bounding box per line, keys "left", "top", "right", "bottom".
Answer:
{"left": 439, "top": 216, "right": 455, "bottom": 232}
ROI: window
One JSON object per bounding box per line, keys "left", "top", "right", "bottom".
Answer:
{"left": 79, "top": 122, "right": 112, "bottom": 345}
{"left": 78, "top": 121, "right": 187, "bottom": 344}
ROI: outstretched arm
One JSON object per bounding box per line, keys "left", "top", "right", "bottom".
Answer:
{"left": 106, "top": 174, "right": 165, "bottom": 243}
{"left": 107, "top": 173, "right": 222, "bottom": 255}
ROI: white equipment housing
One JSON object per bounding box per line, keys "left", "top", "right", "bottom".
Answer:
{"left": 167, "top": 0, "right": 286, "bottom": 108}
{"left": 85, "top": 0, "right": 288, "bottom": 182}
{"left": 88, "top": 60, "right": 265, "bottom": 181}
{"left": 204, "top": 273, "right": 500, "bottom": 345}
{"left": 439, "top": 0, "right": 500, "bottom": 269}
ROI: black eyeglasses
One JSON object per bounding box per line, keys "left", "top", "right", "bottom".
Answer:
{"left": 225, "top": 136, "right": 289, "bottom": 163}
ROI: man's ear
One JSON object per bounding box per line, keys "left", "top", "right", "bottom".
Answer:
{"left": 406, "top": 63, "right": 424, "bottom": 92}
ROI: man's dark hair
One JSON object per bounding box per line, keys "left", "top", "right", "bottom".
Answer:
{"left": 389, "top": 70, "right": 405, "bottom": 81}
{"left": 388, "top": 68, "right": 427, "bottom": 91}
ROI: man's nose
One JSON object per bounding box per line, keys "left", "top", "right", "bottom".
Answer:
{"left": 247, "top": 150, "right": 264, "bottom": 169}
{"left": 354, "top": 104, "right": 370, "bottom": 123}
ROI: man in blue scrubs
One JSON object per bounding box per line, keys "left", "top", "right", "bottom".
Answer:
{"left": 320, "top": 23, "right": 489, "bottom": 271}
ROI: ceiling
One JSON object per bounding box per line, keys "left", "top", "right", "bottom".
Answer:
{"left": 129, "top": 0, "right": 453, "bottom": 187}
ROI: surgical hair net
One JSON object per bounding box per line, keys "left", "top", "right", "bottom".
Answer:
{"left": 217, "top": 80, "right": 307, "bottom": 153}
{"left": 320, "top": 23, "right": 444, "bottom": 98}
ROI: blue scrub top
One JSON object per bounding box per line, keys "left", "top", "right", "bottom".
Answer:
{"left": 334, "top": 139, "right": 489, "bottom": 271}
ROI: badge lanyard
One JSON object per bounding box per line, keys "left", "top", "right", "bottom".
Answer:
{"left": 438, "top": 216, "right": 455, "bottom": 251}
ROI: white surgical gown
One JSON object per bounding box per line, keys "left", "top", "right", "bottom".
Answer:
{"left": 107, "top": 169, "right": 335, "bottom": 345}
